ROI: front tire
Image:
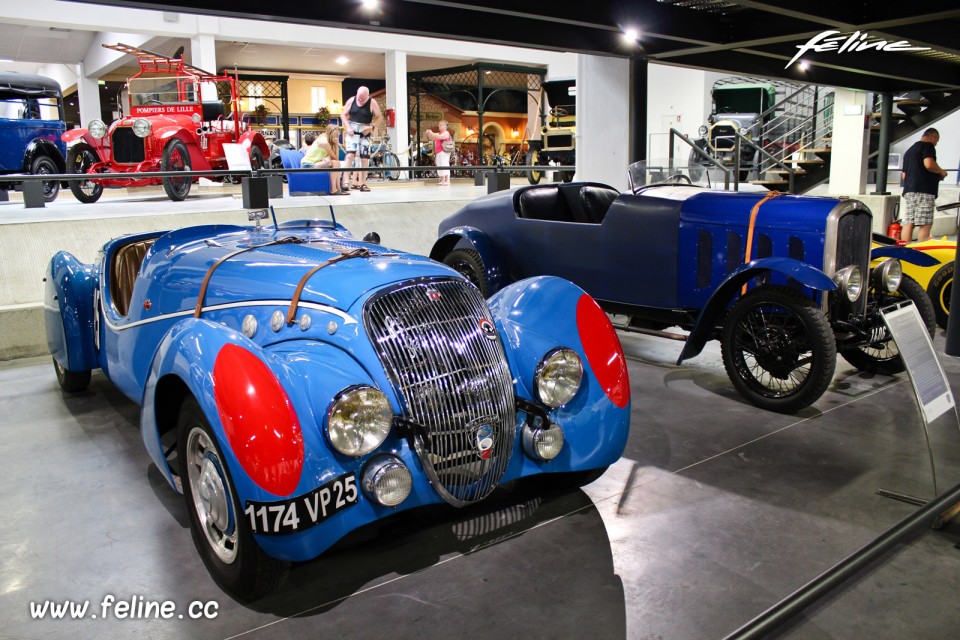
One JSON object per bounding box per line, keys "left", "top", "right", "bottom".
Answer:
{"left": 442, "top": 248, "right": 490, "bottom": 297}
{"left": 384, "top": 152, "right": 400, "bottom": 180}
{"left": 177, "top": 398, "right": 288, "bottom": 601}
{"left": 53, "top": 357, "right": 90, "bottom": 392}
{"left": 721, "top": 286, "right": 836, "bottom": 413}
{"left": 161, "top": 139, "right": 192, "bottom": 201}
{"left": 31, "top": 155, "right": 60, "bottom": 202}
{"left": 927, "top": 262, "right": 953, "bottom": 330}
{"left": 249, "top": 146, "right": 264, "bottom": 171}
{"left": 526, "top": 150, "right": 542, "bottom": 185}
{"left": 840, "top": 275, "right": 936, "bottom": 375}
{"left": 66, "top": 143, "right": 103, "bottom": 204}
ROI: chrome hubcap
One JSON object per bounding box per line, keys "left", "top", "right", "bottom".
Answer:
{"left": 186, "top": 427, "right": 238, "bottom": 564}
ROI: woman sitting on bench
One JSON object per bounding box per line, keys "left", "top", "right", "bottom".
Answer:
{"left": 301, "top": 124, "right": 348, "bottom": 195}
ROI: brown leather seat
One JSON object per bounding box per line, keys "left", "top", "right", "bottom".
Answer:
{"left": 110, "top": 240, "right": 155, "bottom": 316}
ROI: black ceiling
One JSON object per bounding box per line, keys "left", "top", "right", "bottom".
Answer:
{"left": 71, "top": 0, "right": 960, "bottom": 92}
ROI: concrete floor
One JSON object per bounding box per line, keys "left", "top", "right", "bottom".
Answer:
{"left": 2, "top": 330, "right": 960, "bottom": 639}
{"left": 2, "top": 180, "right": 960, "bottom": 639}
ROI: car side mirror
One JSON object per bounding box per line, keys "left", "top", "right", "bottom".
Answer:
{"left": 363, "top": 232, "right": 381, "bottom": 245}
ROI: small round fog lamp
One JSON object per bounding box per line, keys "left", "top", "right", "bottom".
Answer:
{"left": 362, "top": 456, "right": 412, "bottom": 507}
{"left": 523, "top": 422, "right": 565, "bottom": 461}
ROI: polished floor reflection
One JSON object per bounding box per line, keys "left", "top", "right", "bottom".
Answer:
{"left": 2, "top": 328, "right": 959, "bottom": 639}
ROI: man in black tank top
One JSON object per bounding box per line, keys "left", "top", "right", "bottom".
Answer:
{"left": 341, "top": 86, "right": 383, "bottom": 192}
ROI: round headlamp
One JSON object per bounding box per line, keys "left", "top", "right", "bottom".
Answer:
{"left": 327, "top": 386, "right": 392, "bottom": 457}
{"left": 88, "top": 119, "right": 107, "bottom": 139}
{"left": 872, "top": 258, "right": 902, "bottom": 294}
{"left": 192, "top": 112, "right": 202, "bottom": 124}
{"left": 534, "top": 348, "right": 583, "bottom": 408}
{"left": 522, "top": 421, "right": 565, "bottom": 461}
{"left": 362, "top": 456, "right": 412, "bottom": 507}
{"left": 698, "top": 125, "right": 708, "bottom": 137}
{"left": 131, "top": 118, "right": 152, "bottom": 138}
{"left": 832, "top": 265, "right": 863, "bottom": 302}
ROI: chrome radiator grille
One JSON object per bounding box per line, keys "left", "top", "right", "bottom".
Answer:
{"left": 364, "top": 279, "right": 515, "bottom": 506}
{"left": 835, "top": 208, "right": 872, "bottom": 315}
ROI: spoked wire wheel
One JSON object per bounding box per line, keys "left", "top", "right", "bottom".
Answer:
{"left": 721, "top": 285, "right": 835, "bottom": 413}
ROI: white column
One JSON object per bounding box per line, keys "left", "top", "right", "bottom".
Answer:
{"left": 527, "top": 74, "right": 541, "bottom": 142}
{"left": 75, "top": 61, "right": 102, "bottom": 128}
{"left": 575, "top": 54, "right": 630, "bottom": 190}
{"left": 828, "top": 89, "right": 869, "bottom": 195}
{"left": 191, "top": 19, "right": 219, "bottom": 102}
{"left": 385, "top": 50, "right": 409, "bottom": 175}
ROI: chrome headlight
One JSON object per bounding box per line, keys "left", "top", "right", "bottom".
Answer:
{"left": 192, "top": 112, "right": 202, "bottom": 124}
{"left": 698, "top": 125, "right": 708, "bottom": 137}
{"left": 872, "top": 258, "right": 902, "bottom": 294}
{"left": 523, "top": 421, "right": 565, "bottom": 461}
{"left": 362, "top": 456, "right": 412, "bottom": 507}
{"left": 327, "top": 386, "right": 392, "bottom": 457}
{"left": 534, "top": 348, "right": 583, "bottom": 408}
{"left": 833, "top": 265, "right": 863, "bottom": 302}
{"left": 88, "top": 119, "right": 107, "bottom": 139}
{"left": 131, "top": 118, "right": 152, "bottom": 138}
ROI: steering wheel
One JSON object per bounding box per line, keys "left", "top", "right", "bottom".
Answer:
{"left": 667, "top": 173, "right": 693, "bottom": 184}
{"left": 142, "top": 99, "right": 163, "bottom": 105}
{"left": 549, "top": 107, "right": 568, "bottom": 118}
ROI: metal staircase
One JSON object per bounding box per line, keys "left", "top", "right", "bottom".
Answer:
{"left": 751, "top": 87, "right": 960, "bottom": 193}
{"left": 750, "top": 85, "right": 834, "bottom": 193}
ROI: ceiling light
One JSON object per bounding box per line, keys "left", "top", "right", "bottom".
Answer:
{"left": 798, "top": 61, "right": 809, "bottom": 71}
{"left": 337, "top": 56, "right": 349, "bottom": 65}
{"left": 362, "top": 0, "right": 379, "bottom": 9}
{"left": 623, "top": 28, "right": 639, "bottom": 44}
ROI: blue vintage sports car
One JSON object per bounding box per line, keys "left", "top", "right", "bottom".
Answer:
{"left": 431, "top": 169, "right": 937, "bottom": 414}
{"left": 45, "top": 211, "right": 630, "bottom": 599}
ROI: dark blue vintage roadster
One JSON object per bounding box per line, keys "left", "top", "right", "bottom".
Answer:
{"left": 431, "top": 168, "right": 937, "bottom": 413}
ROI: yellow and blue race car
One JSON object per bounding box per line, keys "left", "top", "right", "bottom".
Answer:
{"left": 874, "top": 235, "right": 954, "bottom": 329}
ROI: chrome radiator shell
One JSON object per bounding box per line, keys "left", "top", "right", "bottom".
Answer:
{"left": 364, "top": 279, "right": 515, "bottom": 506}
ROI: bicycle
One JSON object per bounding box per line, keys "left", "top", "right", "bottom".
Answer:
{"left": 368, "top": 134, "right": 401, "bottom": 181}
{"left": 408, "top": 140, "right": 437, "bottom": 179}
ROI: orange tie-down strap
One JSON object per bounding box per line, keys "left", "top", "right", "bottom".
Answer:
{"left": 193, "top": 237, "right": 303, "bottom": 318}
{"left": 741, "top": 190, "right": 783, "bottom": 295}
{"left": 285, "top": 247, "right": 372, "bottom": 325}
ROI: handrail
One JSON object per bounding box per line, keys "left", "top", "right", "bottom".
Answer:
{"left": 736, "top": 132, "right": 796, "bottom": 193}
{"left": 0, "top": 163, "right": 569, "bottom": 187}
{"left": 668, "top": 128, "right": 735, "bottom": 190}
{"left": 755, "top": 84, "right": 814, "bottom": 122}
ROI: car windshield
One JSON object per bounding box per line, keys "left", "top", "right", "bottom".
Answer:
{"left": 129, "top": 75, "right": 198, "bottom": 105}
{"left": 627, "top": 159, "right": 729, "bottom": 192}
{"left": 713, "top": 86, "right": 775, "bottom": 114}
